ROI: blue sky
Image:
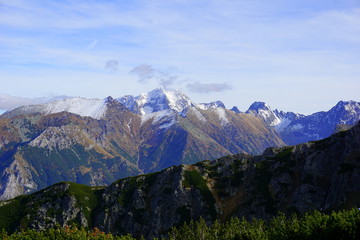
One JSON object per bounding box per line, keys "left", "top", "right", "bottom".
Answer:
{"left": 0, "top": 0, "right": 359, "bottom": 114}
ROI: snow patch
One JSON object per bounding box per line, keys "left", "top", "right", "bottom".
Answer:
{"left": 42, "top": 98, "right": 107, "bottom": 119}
{"left": 215, "top": 108, "right": 229, "bottom": 126}
{"left": 273, "top": 118, "right": 292, "bottom": 132}
{"left": 141, "top": 109, "right": 176, "bottom": 129}
{"left": 258, "top": 109, "right": 281, "bottom": 126}
{"left": 196, "top": 104, "right": 207, "bottom": 110}
{"left": 152, "top": 109, "right": 174, "bottom": 124}
{"left": 290, "top": 124, "right": 304, "bottom": 130}
{"left": 126, "top": 118, "right": 132, "bottom": 131}
{"left": 10, "top": 97, "right": 107, "bottom": 120}
{"left": 190, "top": 107, "right": 207, "bottom": 123}
{"left": 142, "top": 106, "right": 154, "bottom": 115}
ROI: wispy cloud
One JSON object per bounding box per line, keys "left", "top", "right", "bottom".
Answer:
{"left": 186, "top": 82, "right": 233, "bottom": 93}
{"left": 130, "top": 64, "right": 155, "bottom": 83}
{"left": 130, "top": 64, "right": 180, "bottom": 87}
{"left": 87, "top": 39, "right": 98, "bottom": 49}
{"left": 105, "top": 60, "right": 119, "bottom": 71}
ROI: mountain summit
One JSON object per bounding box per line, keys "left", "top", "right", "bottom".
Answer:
{"left": 118, "top": 88, "right": 194, "bottom": 116}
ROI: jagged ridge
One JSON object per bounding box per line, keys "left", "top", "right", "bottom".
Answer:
{"left": 0, "top": 92, "right": 283, "bottom": 201}
{"left": 246, "top": 100, "right": 360, "bottom": 144}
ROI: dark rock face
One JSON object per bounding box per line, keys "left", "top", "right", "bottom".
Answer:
{"left": 230, "top": 106, "right": 241, "bottom": 113}
{"left": 94, "top": 166, "right": 216, "bottom": 237}
{"left": 1, "top": 123, "right": 360, "bottom": 238}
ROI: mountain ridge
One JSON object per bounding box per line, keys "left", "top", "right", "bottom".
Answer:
{"left": 0, "top": 90, "right": 283, "bottom": 201}
{"left": 1, "top": 89, "right": 359, "bottom": 202}
{"left": 245, "top": 100, "right": 360, "bottom": 144}
{"left": 3, "top": 89, "right": 359, "bottom": 146}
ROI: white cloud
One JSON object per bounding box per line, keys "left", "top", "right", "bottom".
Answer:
{"left": 130, "top": 64, "right": 155, "bottom": 83}
{"left": 187, "top": 82, "right": 233, "bottom": 93}
{"left": 130, "top": 64, "right": 180, "bottom": 87}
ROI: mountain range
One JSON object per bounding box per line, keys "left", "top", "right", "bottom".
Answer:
{"left": 246, "top": 100, "right": 360, "bottom": 144}
{"left": 0, "top": 88, "right": 359, "bottom": 202}
{"left": 1, "top": 120, "right": 359, "bottom": 238}
{"left": 0, "top": 88, "right": 284, "bottom": 201}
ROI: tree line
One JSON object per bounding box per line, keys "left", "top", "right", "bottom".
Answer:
{"left": 1, "top": 208, "right": 359, "bottom": 239}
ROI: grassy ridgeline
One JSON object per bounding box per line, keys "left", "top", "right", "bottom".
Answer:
{"left": 1, "top": 208, "right": 360, "bottom": 240}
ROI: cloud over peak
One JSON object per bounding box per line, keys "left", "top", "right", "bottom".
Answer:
{"left": 186, "top": 82, "right": 233, "bottom": 93}
{"left": 130, "top": 64, "right": 179, "bottom": 87}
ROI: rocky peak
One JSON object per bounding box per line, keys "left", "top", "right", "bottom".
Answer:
{"left": 333, "top": 100, "right": 358, "bottom": 109}
{"left": 117, "top": 95, "right": 141, "bottom": 114}
{"left": 273, "top": 109, "right": 303, "bottom": 120}
{"left": 247, "top": 101, "right": 271, "bottom": 112}
{"left": 196, "top": 101, "right": 226, "bottom": 110}
{"left": 327, "top": 101, "right": 360, "bottom": 124}
{"left": 230, "top": 106, "right": 241, "bottom": 113}
{"left": 104, "top": 96, "right": 129, "bottom": 113}
{"left": 105, "top": 96, "right": 114, "bottom": 103}
{"left": 246, "top": 101, "right": 281, "bottom": 126}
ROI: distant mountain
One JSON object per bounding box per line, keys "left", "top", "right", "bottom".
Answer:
{"left": 0, "top": 94, "right": 70, "bottom": 112}
{"left": 2, "top": 97, "right": 107, "bottom": 120}
{"left": 1, "top": 121, "right": 359, "bottom": 238}
{"left": 0, "top": 89, "right": 283, "bottom": 200}
{"left": 230, "top": 106, "right": 241, "bottom": 113}
{"left": 246, "top": 101, "right": 304, "bottom": 131}
{"left": 246, "top": 100, "right": 360, "bottom": 145}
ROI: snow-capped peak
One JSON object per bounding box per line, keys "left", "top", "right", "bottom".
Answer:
{"left": 118, "top": 87, "right": 194, "bottom": 116}
{"left": 246, "top": 101, "right": 281, "bottom": 126}
{"left": 3, "top": 97, "right": 107, "bottom": 120}
{"left": 245, "top": 101, "right": 300, "bottom": 131}
{"left": 247, "top": 101, "right": 271, "bottom": 112}
{"left": 332, "top": 100, "right": 360, "bottom": 113}
{"left": 328, "top": 100, "right": 360, "bottom": 125}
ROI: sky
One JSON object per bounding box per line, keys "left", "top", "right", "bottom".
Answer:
{"left": 0, "top": 0, "right": 359, "bottom": 114}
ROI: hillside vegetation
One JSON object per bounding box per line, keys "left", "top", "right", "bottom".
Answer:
{"left": 1, "top": 208, "right": 360, "bottom": 240}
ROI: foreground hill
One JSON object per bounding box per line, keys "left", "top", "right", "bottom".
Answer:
{"left": 1, "top": 121, "right": 359, "bottom": 238}
{"left": 0, "top": 89, "right": 283, "bottom": 200}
